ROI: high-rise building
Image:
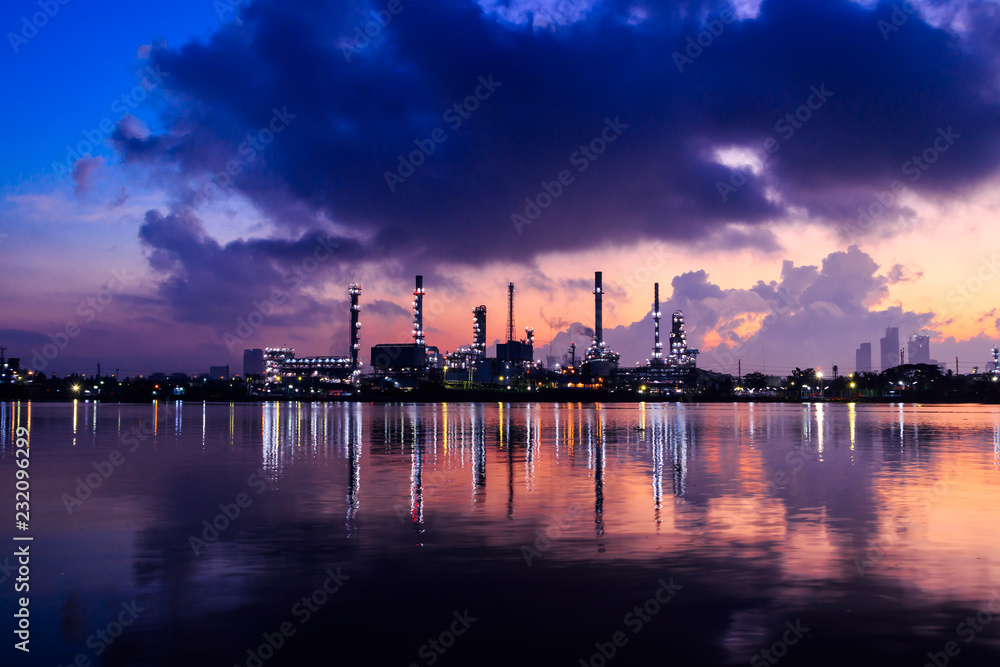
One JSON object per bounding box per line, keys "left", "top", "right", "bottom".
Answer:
{"left": 855, "top": 342, "right": 872, "bottom": 374}
{"left": 243, "top": 349, "right": 265, "bottom": 379}
{"left": 908, "top": 334, "right": 931, "bottom": 365}
{"left": 879, "top": 327, "right": 899, "bottom": 371}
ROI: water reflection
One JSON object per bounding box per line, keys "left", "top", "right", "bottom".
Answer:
{"left": 3, "top": 401, "right": 1000, "bottom": 666}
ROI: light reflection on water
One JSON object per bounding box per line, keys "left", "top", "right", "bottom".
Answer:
{"left": 1, "top": 401, "right": 999, "bottom": 666}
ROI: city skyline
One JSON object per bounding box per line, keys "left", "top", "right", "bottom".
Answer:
{"left": 3, "top": 0, "right": 1000, "bottom": 376}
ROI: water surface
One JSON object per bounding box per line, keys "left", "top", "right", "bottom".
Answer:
{"left": 2, "top": 401, "right": 999, "bottom": 666}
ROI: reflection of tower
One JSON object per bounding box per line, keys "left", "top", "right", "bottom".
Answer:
{"left": 595, "top": 427, "right": 606, "bottom": 542}
{"left": 652, "top": 283, "right": 663, "bottom": 363}
{"left": 349, "top": 283, "right": 362, "bottom": 372}
{"left": 473, "top": 306, "right": 487, "bottom": 359}
{"left": 473, "top": 407, "right": 486, "bottom": 503}
{"left": 346, "top": 405, "right": 361, "bottom": 537}
{"left": 652, "top": 417, "right": 663, "bottom": 529}
{"left": 412, "top": 275, "right": 425, "bottom": 347}
{"left": 409, "top": 413, "right": 424, "bottom": 538}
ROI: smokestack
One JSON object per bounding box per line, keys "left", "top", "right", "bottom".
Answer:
{"left": 506, "top": 282, "right": 515, "bottom": 343}
{"left": 473, "top": 305, "right": 487, "bottom": 358}
{"left": 652, "top": 282, "right": 662, "bottom": 360}
{"left": 349, "top": 283, "right": 362, "bottom": 371}
{"left": 594, "top": 271, "right": 603, "bottom": 346}
{"left": 413, "top": 275, "right": 425, "bottom": 346}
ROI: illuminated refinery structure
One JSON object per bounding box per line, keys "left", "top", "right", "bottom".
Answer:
{"left": 242, "top": 270, "right": 706, "bottom": 394}
{"left": 668, "top": 311, "right": 699, "bottom": 367}
{"left": 993, "top": 346, "right": 999, "bottom": 375}
{"left": 649, "top": 283, "right": 664, "bottom": 367}
{"left": 582, "top": 271, "right": 620, "bottom": 378}
{"left": 349, "top": 283, "right": 362, "bottom": 372}
{"left": 371, "top": 275, "right": 442, "bottom": 378}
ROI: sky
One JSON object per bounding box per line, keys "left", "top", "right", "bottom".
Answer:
{"left": 2, "top": 0, "right": 1000, "bottom": 376}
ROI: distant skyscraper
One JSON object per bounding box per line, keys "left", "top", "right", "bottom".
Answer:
{"left": 855, "top": 342, "right": 872, "bottom": 374}
{"left": 908, "top": 334, "right": 931, "bottom": 365}
{"left": 879, "top": 327, "right": 899, "bottom": 371}
{"left": 243, "top": 348, "right": 265, "bottom": 378}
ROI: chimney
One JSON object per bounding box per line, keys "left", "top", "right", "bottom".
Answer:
{"left": 349, "top": 283, "right": 362, "bottom": 370}
{"left": 506, "top": 282, "right": 515, "bottom": 343}
{"left": 594, "top": 271, "right": 603, "bottom": 346}
{"left": 473, "top": 305, "right": 487, "bottom": 358}
{"left": 413, "top": 275, "right": 425, "bottom": 346}
{"left": 652, "top": 282, "right": 662, "bottom": 360}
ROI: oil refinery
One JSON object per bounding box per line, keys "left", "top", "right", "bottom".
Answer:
{"left": 242, "top": 270, "right": 721, "bottom": 399}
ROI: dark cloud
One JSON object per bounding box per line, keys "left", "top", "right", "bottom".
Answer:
{"left": 114, "top": 0, "right": 1000, "bottom": 280}
{"left": 138, "top": 208, "right": 363, "bottom": 328}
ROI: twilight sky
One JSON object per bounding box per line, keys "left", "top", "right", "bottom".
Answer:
{"left": 2, "top": 0, "right": 1000, "bottom": 376}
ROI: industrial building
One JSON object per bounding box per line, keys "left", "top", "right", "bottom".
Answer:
{"left": 627, "top": 283, "right": 700, "bottom": 393}
{"left": 369, "top": 276, "right": 442, "bottom": 382}
{"left": 582, "top": 271, "right": 620, "bottom": 378}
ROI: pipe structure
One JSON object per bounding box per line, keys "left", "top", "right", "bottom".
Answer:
{"left": 349, "top": 283, "right": 362, "bottom": 370}
{"left": 594, "top": 271, "right": 603, "bottom": 346}
{"left": 652, "top": 282, "right": 662, "bottom": 361}
{"left": 413, "top": 275, "right": 425, "bottom": 346}
{"left": 473, "top": 306, "right": 487, "bottom": 358}
{"left": 506, "top": 282, "right": 515, "bottom": 343}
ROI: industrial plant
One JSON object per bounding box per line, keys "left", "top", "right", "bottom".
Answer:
{"left": 240, "top": 271, "right": 713, "bottom": 398}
